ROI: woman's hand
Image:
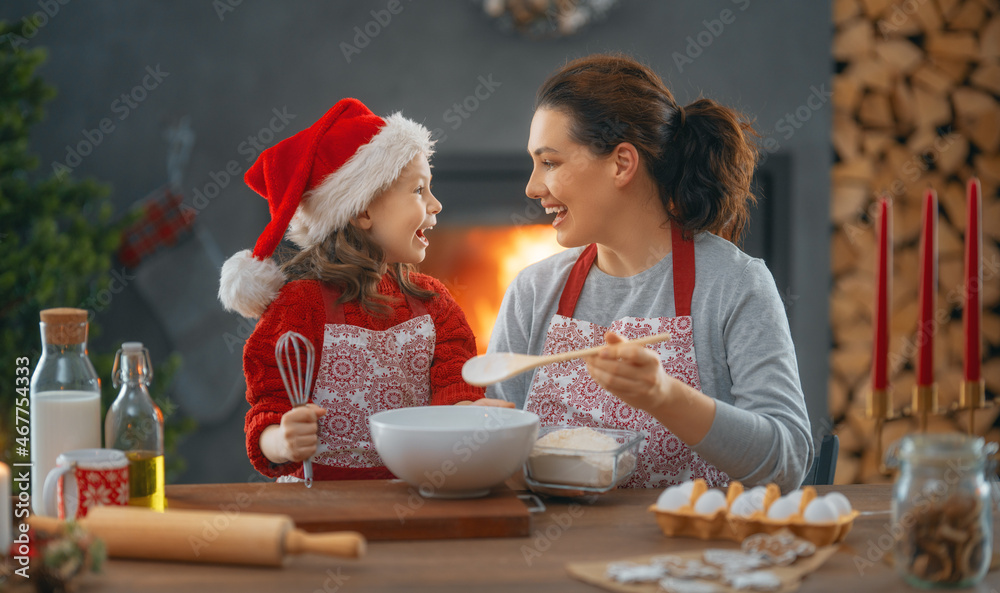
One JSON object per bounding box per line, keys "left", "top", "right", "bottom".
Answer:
{"left": 260, "top": 403, "right": 327, "bottom": 464}
{"left": 587, "top": 331, "right": 717, "bottom": 445}
{"left": 455, "top": 398, "right": 516, "bottom": 408}
{"left": 584, "top": 331, "right": 674, "bottom": 414}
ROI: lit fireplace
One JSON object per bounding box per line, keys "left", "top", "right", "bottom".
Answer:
{"left": 419, "top": 225, "right": 563, "bottom": 353}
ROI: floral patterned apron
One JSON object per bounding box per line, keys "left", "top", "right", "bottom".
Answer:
{"left": 286, "top": 284, "right": 435, "bottom": 481}
{"left": 524, "top": 226, "right": 729, "bottom": 488}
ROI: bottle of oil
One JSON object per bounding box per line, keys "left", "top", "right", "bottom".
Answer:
{"left": 105, "top": 342, "right": 165, "bottom": 511}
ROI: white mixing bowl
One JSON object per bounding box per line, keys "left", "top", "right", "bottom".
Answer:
{"left": 369, "top": 406, "right": 539, "bottom": 498}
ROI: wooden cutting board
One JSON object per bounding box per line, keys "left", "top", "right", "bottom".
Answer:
{"left": 164, "top": 480, "right": 531, "bottom": 540}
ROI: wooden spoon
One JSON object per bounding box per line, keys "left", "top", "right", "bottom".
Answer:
{"left": 462, "top": 332, "right": 672, "bottom": 387}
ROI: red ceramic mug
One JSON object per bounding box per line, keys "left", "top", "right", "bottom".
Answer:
{"left": 42, "top": 448, "right": 129, "bottom": 519}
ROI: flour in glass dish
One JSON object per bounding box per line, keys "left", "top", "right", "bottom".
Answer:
{"left": 528, "top": 427, "right": 632, "bottom": 488}
{"left": 536, "top": 427, "right": 618, "bottom": 452}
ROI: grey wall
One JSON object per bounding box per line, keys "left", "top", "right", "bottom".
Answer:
{"left": 3, "top": 0, "right": 833, "bottom": 483}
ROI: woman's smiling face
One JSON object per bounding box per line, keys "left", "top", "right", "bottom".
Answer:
{"left": 525, "top": 108, "right": 617, "bottom": 248}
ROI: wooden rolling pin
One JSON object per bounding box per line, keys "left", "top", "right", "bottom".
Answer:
{"left": 27, "top": 506, "right": 365, "bottom": 567}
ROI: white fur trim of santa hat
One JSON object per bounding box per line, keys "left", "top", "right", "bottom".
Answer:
{"left": 286, "top": 112, "right": 435, "bottom": 249}
{"left": 218, "top": 249, "right": 286, "bottom": 319}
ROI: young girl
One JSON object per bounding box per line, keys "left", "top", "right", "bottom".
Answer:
{"left": 220, "top": 98, "right": 505, "bottom": 481}
{"left": 487, "top": 55, "right": 812, "bottom": 492}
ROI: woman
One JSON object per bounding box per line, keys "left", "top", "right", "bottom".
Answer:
{"left": 487, "top": 54, "right": 812, "bottom": 492}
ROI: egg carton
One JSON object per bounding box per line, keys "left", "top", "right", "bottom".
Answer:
{"left": 648, "top": 480, "right": 859, "bottom": 547}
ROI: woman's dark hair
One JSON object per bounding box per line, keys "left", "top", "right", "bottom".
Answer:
{"left": 536, "top": 53, "right": 760, "bottom": 243}
{"left": 279, "top": 224, "right": 435, "bottom": 318}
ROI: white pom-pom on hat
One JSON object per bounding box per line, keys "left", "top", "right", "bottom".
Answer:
{"left": 218, "top": 249, "right": 286, "bottom": 319}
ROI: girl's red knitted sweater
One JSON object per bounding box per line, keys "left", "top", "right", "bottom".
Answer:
{"left": 243, "top": 273, "right": 485, "bottom": 478}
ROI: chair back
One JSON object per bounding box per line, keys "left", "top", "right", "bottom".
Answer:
{"left": 801, "top": 434, "right": 839, "bottom": 486}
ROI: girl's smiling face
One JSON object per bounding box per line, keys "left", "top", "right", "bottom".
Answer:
{"left": 525, "top": 108, "right": 618, "bottom": 248}
{"left": 357, "top": 153, "right": 441, "bottom": 264}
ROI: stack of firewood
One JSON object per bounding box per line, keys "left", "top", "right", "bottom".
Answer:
{"left": 830, "top": 0, "right": 1000, "bottom": 483}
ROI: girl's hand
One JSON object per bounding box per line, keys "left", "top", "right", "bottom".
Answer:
{"left": 260, "top": 403, "right": 327, "bottom": 464}
{"left": 584, "top": 331, "right": 674, "bottom": 413}
{"left": 455, "top": 398, "right": 516, "bottom": 408}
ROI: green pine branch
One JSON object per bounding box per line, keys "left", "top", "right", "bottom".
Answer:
{"left": 0, "top": 22, "right": 193, "bottom": 481}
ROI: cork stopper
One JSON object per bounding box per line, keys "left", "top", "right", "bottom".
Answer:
{"left": 39, "top": 308, "right": 89, "bottom": 345}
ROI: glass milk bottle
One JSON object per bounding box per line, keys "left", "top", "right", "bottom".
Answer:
{"left": 29, "top": 308, "right": 102, "bottom": 515}
{"left": 105, "top": 342, "right": 165, "bottom": 511}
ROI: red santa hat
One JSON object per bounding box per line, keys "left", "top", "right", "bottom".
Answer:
{"left": 218, "top": 98, "right": 435, "bottom": 318}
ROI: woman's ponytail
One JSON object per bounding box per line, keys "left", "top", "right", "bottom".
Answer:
{"left": 656, "top": 98, "right": 760, "bottom": 243}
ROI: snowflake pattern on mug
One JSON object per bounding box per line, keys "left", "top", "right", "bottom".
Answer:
{"left": 525, "top": 314, "right": 729, "bottom": 489}
{"left": 64, "top": 465, "right": 129, "bottom": 518}
{"left": 313, "top": 315, "right": 435, "bottom": 468}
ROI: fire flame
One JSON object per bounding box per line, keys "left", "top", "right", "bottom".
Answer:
{"left": 419, "top": 225, "right": 564, "bottom": 353}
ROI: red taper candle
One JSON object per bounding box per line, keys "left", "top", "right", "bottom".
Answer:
{"left": 873, "top": 197, "right": 892, "bottom": 391}
{"left": 964, "top": 178, "right": 982, "bottom": 382}
{"left": 916, "top": 188, "right": 938, "bottom": 386}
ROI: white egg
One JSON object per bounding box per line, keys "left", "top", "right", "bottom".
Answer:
{"left": 657, "top": 486, "right": 691, "bottom": 511}
{"left": 729, "top": 490, "right": 766, "bottom": 517}
{"left": 729, "top": 496, "right": 757, "bottom": 518}
{"left": 824, "top": 492, "right": 852, "bottom": 517}
{"left": 803, "top": 498, "right": 839, "bottom": 523}
{"left": 785, "top": 489, "right": 804, "bottom": 508}
{"left": 675, "top": 480, "right": 696, "bottom": 497}
{"left": 766, "top": 495, "right": 799, "bottom": 520}
{"left": 693, "top": 489, "right": 727, "bottom": 515}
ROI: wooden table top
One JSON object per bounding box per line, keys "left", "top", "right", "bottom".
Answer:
{"left": 55, "top": 483, "right": 1000, "bottom": 591}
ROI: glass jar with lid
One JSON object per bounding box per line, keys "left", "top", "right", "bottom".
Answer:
{"left": 886, "top": 433, "right": 997, "bottom": 588}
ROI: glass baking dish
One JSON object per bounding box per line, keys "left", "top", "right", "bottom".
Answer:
{"left": 523, "top": 425, "right": 644, "bottom": 496}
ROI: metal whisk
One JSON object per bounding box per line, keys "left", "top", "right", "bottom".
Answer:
{"left": 275, "top": 331, "right": 316, "bottom": 488}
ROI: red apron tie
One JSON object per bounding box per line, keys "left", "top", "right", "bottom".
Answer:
{"left": 556, "top": 221, "right": 696, "bottom": 318}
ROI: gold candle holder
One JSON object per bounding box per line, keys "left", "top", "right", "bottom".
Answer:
{"left": 868, "top": 388, "right": 891, "bottom": 421}
{"left": 868, "top": 388, "right": 894, "bottom": 475}
{"left": 958, "top": 379, "right": 987, "bottom": 435}
{"left": 912, "top": 384, "right": 938, "bottom": 433}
